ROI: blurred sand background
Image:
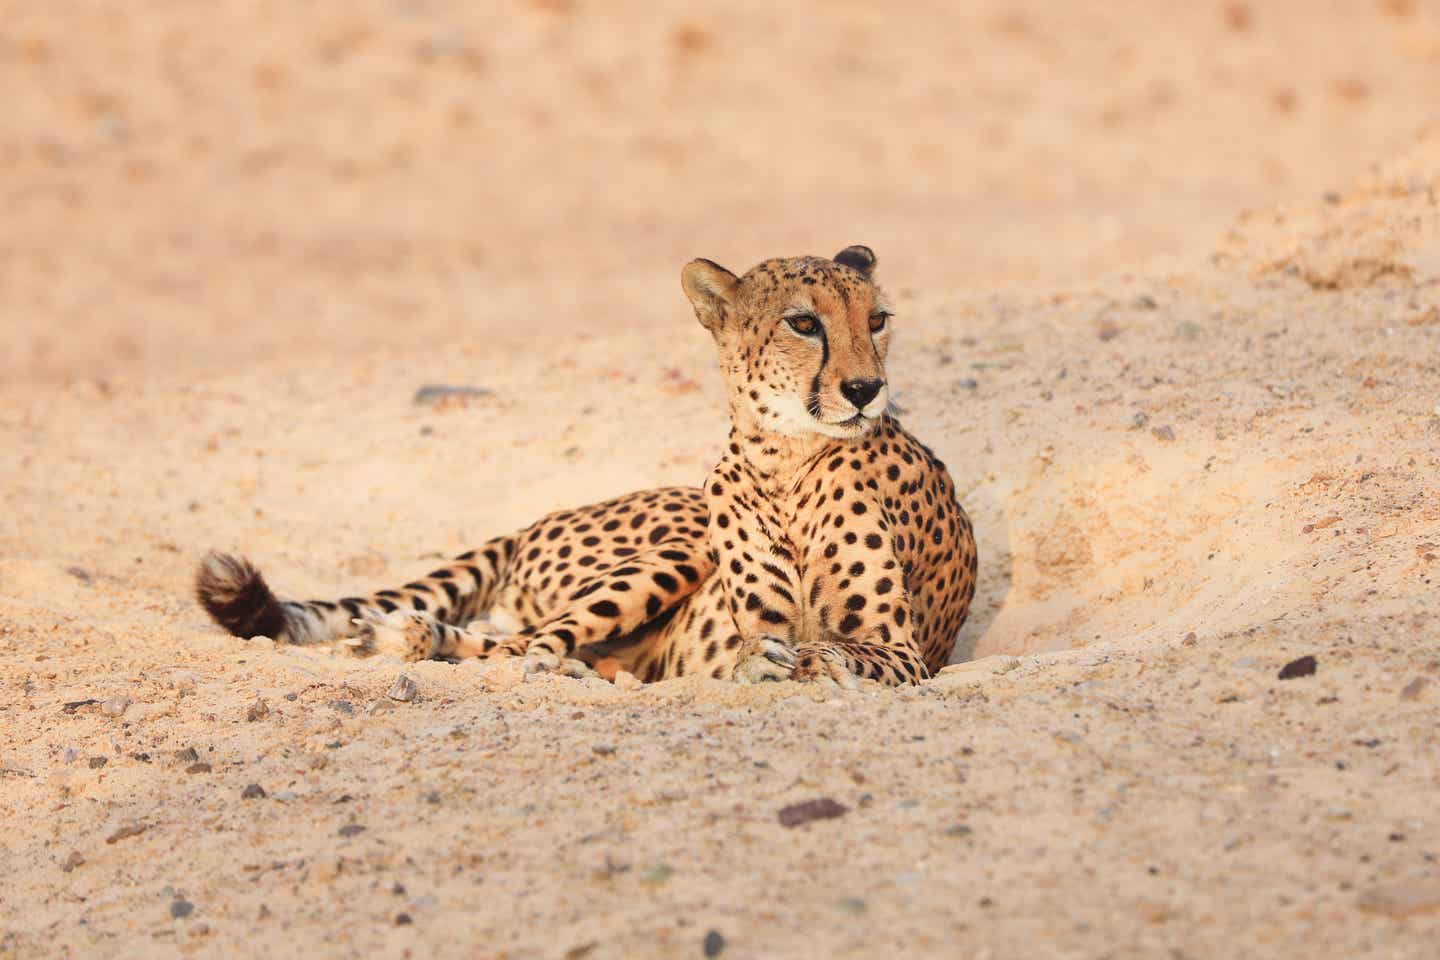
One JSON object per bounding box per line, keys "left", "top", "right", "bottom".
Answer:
{"left": 2, "top": 1, "right": 1439, "bottom": 957}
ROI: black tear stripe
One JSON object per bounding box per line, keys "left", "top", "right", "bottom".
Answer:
{"left": 807, "top": 324, "right": 829, "bottom": 420}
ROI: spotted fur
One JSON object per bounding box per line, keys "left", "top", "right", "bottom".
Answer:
{"left": 195, "top": 246, "right": 977, "bottom": 685}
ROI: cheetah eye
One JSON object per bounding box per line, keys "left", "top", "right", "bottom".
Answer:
{"left": 869, "top": 311, "right": 891, "bottom": 334}
{"left": 785, "top": 314, "right": 820, "bottom": 336}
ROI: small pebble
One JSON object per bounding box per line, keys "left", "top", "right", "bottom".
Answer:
{"left": 1151, "top": 425, "right": 1176, "bottom": 442}
{"left": 101, "top": 696, "right": 131, "bottom": 718}
{"left": 944, "top": 824, "right": 973, "bottom": 837}
{"left": 837, "top": 897, "right": 867, "bottom": 915}
{"left": 702, "top": 930, "right": 726, "bottom": 957}
{"left": 105, "top": 823, "right": 148, "bottom": 844}
{"left": 87, "top": 756, "right": 108, "bottom": 769}
{"left": 1400, "top": 676, "right": 1428, "bottom": 700}
{"left": 395, "top": 913, "right": 414, "bottom": 926}
{"left": 170, "top": 899, "right": 194, "bottom": 919}
{"left": 174, "top": 747, "right": 200, "bottom": 764}
{"left": 387, "top": 675, "right": 418, "bottom": 702}
{"left": 60, "top": 851, "right": 85, "bottom": 873}
{"left": 245, "top": 699, "right": 269, "bottom": 722}
{"left": 241, "top": 783, "right": 267, "bottom": 800}
{"left": 1131, "top": 412, "right": 1150, "bottom": 429}
{"left": 641, "top": 864, "right": 674, "bottom": 885}
{"left": 338, "top": 824, "right": 366, "bottom": 837}
{"left": 327, "top": 700, "right": 356, "bottom": 716}
{"left": 778, "top": 797, "right": 849, "bottom": 828}
{"left": 592, "top": 743, "right": 616, "bottom": 756}
{"left": 413, "top": 384, "right": 493, "bottom": 405}
{"left": 186, "top": 762, "right": 213, "bottom": 775}
{"left": 1278, "top": 655, "right": 1318, "bottom": 680}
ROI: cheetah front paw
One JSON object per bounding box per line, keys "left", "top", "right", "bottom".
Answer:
{"left": 732, "top": 638, "right": 798, "bottom": 684}
{"left": 793, "top": 646, "right": 860, "bottom": 691}
{"left": 344, "top": 611, "right": 437, "bottom": 661}
{"left": 522, "top": 649, "right": 600, "bottom": 680}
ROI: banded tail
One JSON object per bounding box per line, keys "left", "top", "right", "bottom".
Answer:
{"left": 195, "top": 535, "right": 517, "bottom": 644}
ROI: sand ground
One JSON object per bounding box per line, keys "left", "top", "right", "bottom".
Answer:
{"left": 2, "top": 3, "right": 1440, "bottom": 958}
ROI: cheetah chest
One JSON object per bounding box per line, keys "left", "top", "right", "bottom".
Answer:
{"left": 717, "top": 477, "right": 899, "bottom": 649}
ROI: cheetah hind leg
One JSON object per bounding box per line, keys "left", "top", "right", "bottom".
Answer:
{"left": 345, "top": 612, "right": 597, "bottom": 676}
{"left": 344, "top": 609, "right": 448, "bottom": 661}
{"left": 344, "top": 611, "right": 518, "bottom": 663}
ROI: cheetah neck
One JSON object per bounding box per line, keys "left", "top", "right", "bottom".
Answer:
{"left": 726, "top": 409, "right": 842, "bottom": 497}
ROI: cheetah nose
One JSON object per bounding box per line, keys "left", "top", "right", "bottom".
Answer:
{"left": 840, "top": 378, "right": 884, "bottom": 410}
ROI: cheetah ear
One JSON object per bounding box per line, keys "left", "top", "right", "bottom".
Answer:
{"left": 833, "top": 245, "right": 877, "bottom": 279}
{"left": 681, "top": 258, "right": 739, "bottom": 333}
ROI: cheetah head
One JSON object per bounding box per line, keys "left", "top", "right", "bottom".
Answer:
{"left": 681, "top": 245, "right": 893, "bottom": 440}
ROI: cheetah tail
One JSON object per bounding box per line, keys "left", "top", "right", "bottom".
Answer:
{"left": 194, "top": 536, "right": 517, "bottom": 644}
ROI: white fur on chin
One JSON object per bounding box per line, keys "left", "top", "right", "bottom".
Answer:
{"left": 755, "top": 395, "right": 883, "bottom": 440}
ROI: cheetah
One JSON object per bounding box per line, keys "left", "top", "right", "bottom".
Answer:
{"left": 196, "top": 246, "right": 978, "bottom": 685}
